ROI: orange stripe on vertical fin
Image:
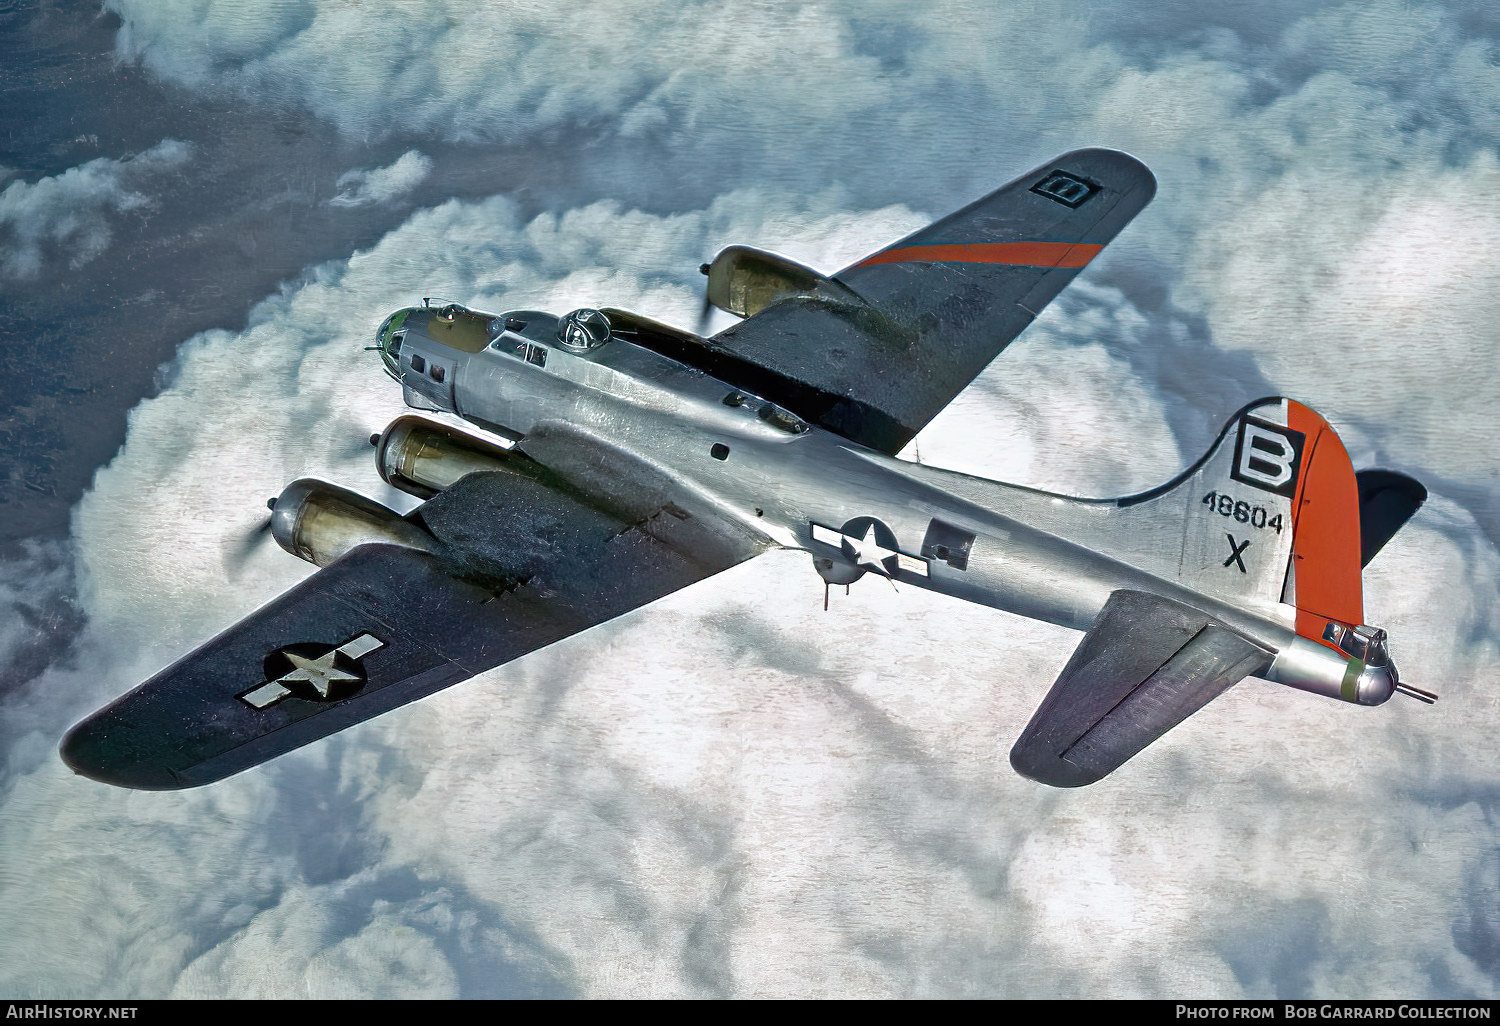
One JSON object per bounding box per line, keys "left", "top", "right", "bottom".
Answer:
{"left": 1287, "top": 401, "right": 1364, "bottom": 646}
{"left": 855, "top": 242, "right": 1103, "bottom": 269}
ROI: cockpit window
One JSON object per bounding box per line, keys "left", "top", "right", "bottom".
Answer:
{"left": 719, "top": 387, "right": 808, "bottom": 434}
{"left": 758, "top": 403, "right": 808, "bottom": 434}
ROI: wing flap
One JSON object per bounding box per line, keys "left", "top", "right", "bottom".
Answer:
{"left": 63, "top": 470, "right": 755, "bottom": 789}
{"left": 1010, "top": 590, "right": 1273, "bottom": 787}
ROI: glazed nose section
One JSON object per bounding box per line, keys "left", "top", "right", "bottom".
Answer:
{"left": 371, "top": 306, "right": 418, "bottom": 380}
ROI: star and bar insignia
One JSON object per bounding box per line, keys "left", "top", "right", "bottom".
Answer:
{"left": 238, "top": 634, "right": 385, "bottom": 709}
{"left": 809, "top": 517, "right": 928, "bottom": 578}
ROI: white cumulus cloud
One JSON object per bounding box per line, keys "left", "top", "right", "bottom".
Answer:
{"left": 330, "top": 150, "right": 432, "bottom": 208}
{"left": 97, "top": 1, "right": 1500, "bottom": 507}
{"left": 0, "top": 140, "right": 190, "bottom": 279}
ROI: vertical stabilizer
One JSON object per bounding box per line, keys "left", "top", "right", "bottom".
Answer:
{"left": 1111, "top": 397, "right": 1363, "bottom": 645}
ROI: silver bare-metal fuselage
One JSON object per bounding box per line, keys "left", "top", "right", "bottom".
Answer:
{"left": 389, "top": 305, "right": 1364, "bottom": 705}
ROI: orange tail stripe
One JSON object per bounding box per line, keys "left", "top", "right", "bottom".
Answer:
{"left": 1287, "top": 401, "right": 1364, "bottom": 645}
{"left": 856, "top": 241, "right": 1103, "bottom": 269}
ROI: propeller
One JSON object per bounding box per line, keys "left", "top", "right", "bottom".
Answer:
{"left": 328, "top": 429, "right": 379, "bottom": 463}
{"left": 695, "top": 261, "right": 716, "bottom": 336}
{"left": 223, "top": 501, "right": 276, "bottom": 575}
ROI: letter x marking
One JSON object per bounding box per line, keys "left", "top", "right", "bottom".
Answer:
{"left": 1223, "top": 533, "right": 1251, "bottom": 573}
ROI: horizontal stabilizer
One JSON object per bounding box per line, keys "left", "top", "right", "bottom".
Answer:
{"left": 1010, "top": 590, "right": 1273, "bottom": 787}
{"left": 1356, "top": 470, "right": 1427, "bottom": 567}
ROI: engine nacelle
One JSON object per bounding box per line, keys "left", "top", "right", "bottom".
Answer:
{"left": 701, "top": 245, "right": 837, "bottom": 319}
{"left": 375, "top": 415, "right": 517, "bottom": 499}
{"left": 270, "top": 479, "right": 437, "bottom": 567}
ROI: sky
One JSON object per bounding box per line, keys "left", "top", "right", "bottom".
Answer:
{"left": 1, "top": 0, "right": 1498, "bottom": 1000}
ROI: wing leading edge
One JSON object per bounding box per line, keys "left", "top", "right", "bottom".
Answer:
{"left": 1010, "top": 590, "right": 1274, "bottom": 787}
{"left": 62, "top": 469, "right": 761, "bottom": 789}
{"left": 705, "top": 148, "right": 1157, "bottom": 453}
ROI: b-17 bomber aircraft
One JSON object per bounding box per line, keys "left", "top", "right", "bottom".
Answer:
{"left": 61, "top": 148, "right": 1436, "bottom": 791}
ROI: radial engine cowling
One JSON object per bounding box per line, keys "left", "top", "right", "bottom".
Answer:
{"left": 375, "top": 415, "right": 517, "bottom": 499}
{"left": 270, "top": 479, "right": 437, "bottom": 567}
{"left": 701, "top": 245, "right": 837, "bottom": 318}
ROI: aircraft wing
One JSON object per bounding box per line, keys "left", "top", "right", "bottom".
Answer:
{"left": 62, "top": 469, "right": 761, "bottom": 789}
{"left": 707, "top": 148, "right": 1157, "bottom": 453}
{"left": 1009, "top": 590, "right": 1274, "bottom": 787}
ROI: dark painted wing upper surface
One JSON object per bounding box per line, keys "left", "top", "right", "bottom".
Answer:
{"left": 707, "top": 148, "right": 1156, "bottom": 453}
{"left": 1010, "top": 589, "right": 1273, "bottom": 787}
{"left": 62, "top": 470, "right": 758, "bottom": 789}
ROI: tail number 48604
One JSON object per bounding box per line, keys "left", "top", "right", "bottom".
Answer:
{"left": 1201, "top": 491, "right": 1283, "bottom": 533}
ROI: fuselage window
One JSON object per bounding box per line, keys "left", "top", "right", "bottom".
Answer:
{"left": 525, "top": 343, "right": 547, "bottom": 367}
{"left": 410, "top": 353, "right": 426, "bottom": 373}
{"left": 430, "top": 364, "right": 446, "bottom": 383}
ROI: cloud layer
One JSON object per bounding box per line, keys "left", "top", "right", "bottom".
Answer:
{"left": 2, "top": 0, "right": 1497, "bottom": 1001}
{"left": 0, "top": 183, "right": 1493, "bottom": 998}
{"left": 101, "top": 0, "right": 1500, "bottom": 497}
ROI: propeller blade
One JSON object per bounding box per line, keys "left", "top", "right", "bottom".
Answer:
{"left": 694, "top": 293, "right": 715, "bottom": 337}
{"left": 223, "top": 512, "right": 275, "bottom": 575}
{"left": 692, "top": 260, "right": 716, "bottom": 336}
